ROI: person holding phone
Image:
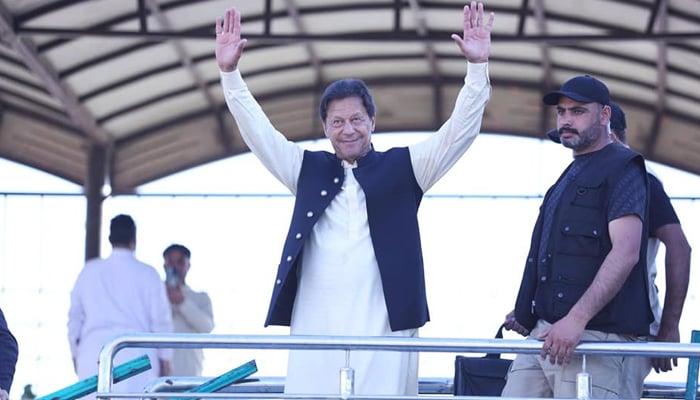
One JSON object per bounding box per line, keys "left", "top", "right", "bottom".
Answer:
{"left": 162, "top": 244, "right": 214, "bottom": 376}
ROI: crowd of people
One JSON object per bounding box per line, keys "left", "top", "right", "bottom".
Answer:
{"left": 0, "top": 1, "right": 693, "bottom": 399}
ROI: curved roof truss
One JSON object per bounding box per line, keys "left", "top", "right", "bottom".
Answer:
{"left": 0, "top": 0, "right": 698, "bottom": 194}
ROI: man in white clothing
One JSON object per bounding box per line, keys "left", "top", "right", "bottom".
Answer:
{"left": 163, "top": 244, "right": 214, "bottom": 376}
{"left": 214, "top": 1, "right": 493, "bottom": 396}
{"left": 68, "top": 214, "right": 172, "bottom": 399}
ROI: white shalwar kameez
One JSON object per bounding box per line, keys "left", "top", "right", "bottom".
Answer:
{"left": 221, "top": 62, "right": 490, "bottom": 396}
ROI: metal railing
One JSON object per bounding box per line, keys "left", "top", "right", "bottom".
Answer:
{"left": 96, "top": 333, "right": 700, "bottom": 400}
{"left": 141, "top": 376, "right": 694, "bottom": 399}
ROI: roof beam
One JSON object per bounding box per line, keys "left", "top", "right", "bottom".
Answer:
{"left": 283, "top": 0, "right": 325, "bottom": 138}
{"left": 16, "top": 26, "right": 700, "bottom": 43}
{"left": 644, "top": 0, "right": 669, "bottom": 157}
{"left": 533, "top": 0, "right": 554, "bottom": 136}
{"left": 407, "top": 0, "right": 443, "bottom": 127}
{"left": 264, "top": 0, "right": 273, "bottom": 35}
{"left": 0, "top": 2, "right": 110, "bottom": 144}
{"left": 144, "top": 0, "right": 234, "bottom": 154}
{"left": 516, "top": 0, "right": 530, "bottom": 35}
{"left": 283, "top": 0, "right": 322, "bottom": 80}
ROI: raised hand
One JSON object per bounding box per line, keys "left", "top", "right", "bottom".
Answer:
{"left": 451, "top": 1, "right": 495, "bottom": 63}
{"left": 215, "top": 8, "right": 248, "bottom": 72}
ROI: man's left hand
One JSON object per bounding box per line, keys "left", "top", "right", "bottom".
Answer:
{"left": 652, "top": 327, "right": 681, "bottom": 372}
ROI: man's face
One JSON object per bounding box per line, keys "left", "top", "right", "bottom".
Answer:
{"left": 322, "top": 96, "right": 375, "bottom": 163}
{"left": 164, "top": 249, "right": 189, "bottom": 281}
{"left": 555, "top": 97, "right": 611, "bottom": 155}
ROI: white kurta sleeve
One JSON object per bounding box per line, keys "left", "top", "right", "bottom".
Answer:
{"left": 177, "top": 291, "right": 214, "bottom": 333}
{"left": 220, "top": 70, "right": 305, "bottom": 193}
{"left": 408, "top": 62, "right": 491, "bottom": 192}
{"left": 151, "top": 276, "right": 174, "bottom": 362}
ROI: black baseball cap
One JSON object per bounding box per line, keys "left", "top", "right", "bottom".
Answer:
{"left": 546, "top": 128, "right": 561, "bottom": 143}
{"left": 610, "top": 101, "right": 626, "bottom": 131}
{"left": 542, "top": 75, "right": 610, "bottom": 106}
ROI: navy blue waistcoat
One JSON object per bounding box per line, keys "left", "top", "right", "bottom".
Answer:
{"left": 264, "top": 147, "right": 430, "bottom": 331}
{"left": 0, "top": 307, "right": 18, "bottom": 391}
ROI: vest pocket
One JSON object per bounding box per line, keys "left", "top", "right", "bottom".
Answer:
{"left": 557, "top": 220, "right": 603, "bottom": 257}
{"left": 570, "top": 183, "right": 604, "bottom": 208}
{"left": 551, "top": 281, "right": 586, "bottom": 319}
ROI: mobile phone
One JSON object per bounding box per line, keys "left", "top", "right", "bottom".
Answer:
{"left": 165, "top": 266, "right": 179, "bottom": 288}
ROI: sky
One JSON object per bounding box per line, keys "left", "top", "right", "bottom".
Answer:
{"left": 0, "top": 133, "right": 699, "bottom": 399}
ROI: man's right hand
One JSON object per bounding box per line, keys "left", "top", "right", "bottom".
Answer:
{"left": 166, "top": 284, "right": 185, "bottom": 305}
{"left": 503, "top": 310, "right": 530, "bottom": 336}
{"left": 215, "top": 8, "right": 248, "bottom": 72}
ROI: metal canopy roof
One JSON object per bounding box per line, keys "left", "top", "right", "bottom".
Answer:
{"left": 0, "top": 0, "right": 698, "bottom": 194}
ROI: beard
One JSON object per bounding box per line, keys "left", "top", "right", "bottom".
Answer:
{"left": 559, "top": 125, "right": 603, "bottom": 152}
